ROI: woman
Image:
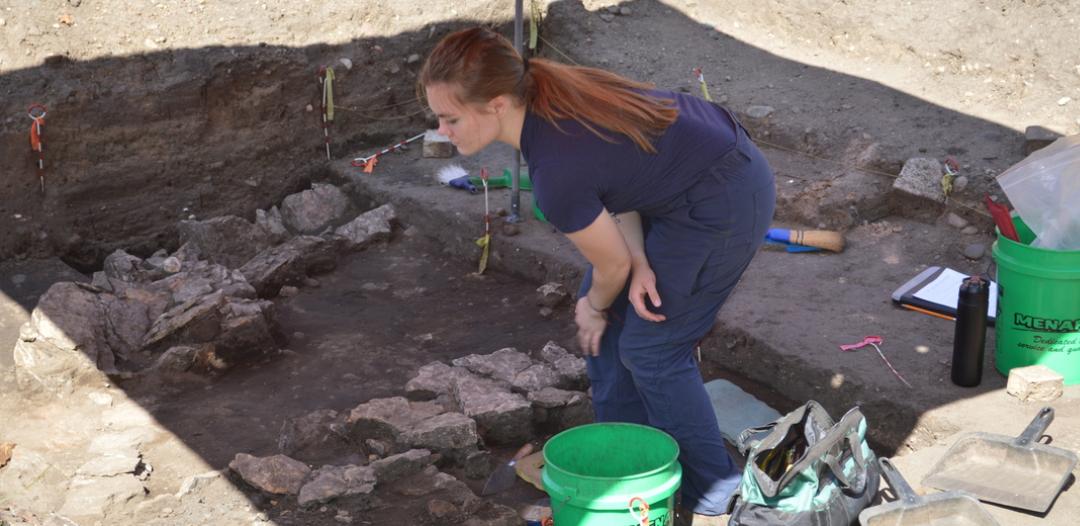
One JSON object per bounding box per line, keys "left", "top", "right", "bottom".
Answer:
{"left": 419, "top": 27, "right": 775, "bottom": 523}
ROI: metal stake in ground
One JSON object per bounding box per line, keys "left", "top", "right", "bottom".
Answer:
{"left": 351, "top": 132, "right": 425, "bottom": 173}
{"left": 28, "top": 104, "right": 46, "bottom": 194}
{"left": 318, "top": 66, "right": 335, "bottom": 160}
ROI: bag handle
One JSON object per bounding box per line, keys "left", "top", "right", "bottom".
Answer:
{"left": 819, "top": 411, "right": 872, "bottom": 490}
{"left": 753, "top": 407, "right": 869, "bottom": 498}
{"left": 795, "top": 408, "right": 869, "bottom": 491}
{"left": 737, "top": 400, "right": 835, "bottom": 454}
{"left": 736, "top": 423, "right": 776, "bottom": 456}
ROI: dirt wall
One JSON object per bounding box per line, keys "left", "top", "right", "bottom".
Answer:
{"left": 3, "top": 0, "right": 1077, "bottom": 269}
{"left": 0, "top": 0, "right": 518, "bottom": 270}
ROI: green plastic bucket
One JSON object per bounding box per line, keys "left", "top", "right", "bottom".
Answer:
{"left": 542, "top": 423, "right": 682, "bottom": 526}
{"left": 993, "top": 217, "right": 1080, "bottom": 383}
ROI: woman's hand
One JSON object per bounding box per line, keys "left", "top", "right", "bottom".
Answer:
{"left": 575, "top": 297, "right": 608, "bottom": 357}
{"left": 628, "top": 264, "right": 666, "bottom": 322}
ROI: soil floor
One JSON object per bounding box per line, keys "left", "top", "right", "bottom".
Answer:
{"left": 0, "top": 233, "right": 574, "bottom": 525}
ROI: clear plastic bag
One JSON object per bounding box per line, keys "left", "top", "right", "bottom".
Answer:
{"left": 997, "top": 135, "right": 1080, "bottom": 250}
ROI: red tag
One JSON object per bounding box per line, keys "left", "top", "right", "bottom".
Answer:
{"left": 840, "top": 336, "right": 883, "bottom": 351}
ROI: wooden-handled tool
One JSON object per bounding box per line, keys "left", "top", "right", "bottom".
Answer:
{"left": 766, "top": 228, "right": 845, "bottom": 252}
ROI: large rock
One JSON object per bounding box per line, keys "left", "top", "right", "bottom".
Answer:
{"left": 212, "top": 298, "right": 277, "bottom": 365}
{"left": 25, "top": 282, "right": 116, "bottom": 368}
{"left": 348, "top": 397, "right": 479, "bottom": 453}
{"left": 171, "top": 242, "right": 203, "bottom": 265}
{"left": 102, "top": 249, "right": 154, "bottom": 283}
{"left": 538, "top": 341, "right": 588, "bottom": 390}
{"left": 178, "top": 215, "right": 272, "bottom": 269}
{"left": 512, "top": 363, "right": 561, "bottom": 393}
{"left": 280, "top": 183, "right": 353, "bottom": 235}
{"left": 13, "top": 325, "right": 100, "bottom": 396}
{"left": 451, "top": 348, "right": 531, "bottom": 387}
{"left": 136, "top": 345, "right": 199, "bottom": 378}
{"left": 297, "top": 464, "right": 376, "bottom": 507}
{"left": 402, "top": 412, "right": 479, "bottom": 451}
{"left": 1007, "top": 364, "right": 1064, "bottom": 402}
{"left": 13, "top": 282, "right": 166, "bottom": 393}
{"left": 369, "top": 449, "right": 436, "bottom": 484}
{"left": 347, "top": 397, "right": 446, "bottom": 444}
{"left": 891, "top": 158, "right": 946, "bottom": 220}
{"left": 431, "top": 470, "right": 483, "bottom": 514}
{"left": 528, "top": 387, "right": 593, "bottom": 432}
{"left": 255, "top": 206, "right": 290, "bottom": 244}
{"left": 452, "top": 347, "right": 563, "bottom": 392}
{"left": 405, "top": 362, "right": 473, "bottom": 401}
{"left": 100, "top": 290, "right": 169, "bottom": 364}
{"left": 142, "top": 291, "right": 227, "bottom": 351}
{"left": 240, "top": 235, "right": 338, "bottom": 298}
{"left": 228, "top": 453, "right": 311, "bottom": 495}
{"left": 155, "top": 260, "right": 256, "bottom": 305}
{"left": 278, "top": 409, "right": 352, "bottom": 462}
{"left": 333, "top": 204, "right": 397, "bottom": 250}
{"left": 450, "top": 374, "right": 532, "bottom": 444}
{"left": 1025, "top": 125, "right": 1062, "bottom": 154}
{"left": 141, "top": 291, "right": 275, "bottom": 369}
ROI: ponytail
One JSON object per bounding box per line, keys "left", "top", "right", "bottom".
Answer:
{"left": 419, "top": 27, "right": 677, "bottom": 153}
{"left": 523, "top": 58, "right": 676, "bottom": 153}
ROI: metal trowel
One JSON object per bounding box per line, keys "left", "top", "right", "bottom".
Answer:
{"left": 481, "top": 443, "right": 534, "bottom": 496}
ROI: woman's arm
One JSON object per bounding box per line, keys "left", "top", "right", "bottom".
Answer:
{"left": 613, "top": 211, "right": 665, "bottom": 322}
{"left": 565, "top": 209, "right": 632, "bottom": 311}
{"left": 565, "top": 209, "right": 632, "bottom": 355}
{"left": 612, "top": 211, "right": 648, "bottom": 270}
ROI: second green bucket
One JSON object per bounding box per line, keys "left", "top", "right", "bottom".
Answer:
{"left": 993, "top": 217, "right": 1080, "bottom": 383}
{"left": 542, "top": 423, "right": 682, "bottom": 526}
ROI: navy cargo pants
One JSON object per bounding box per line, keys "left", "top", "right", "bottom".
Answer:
{"left": 579, "top": 121, "right": 775, "bottom": 515}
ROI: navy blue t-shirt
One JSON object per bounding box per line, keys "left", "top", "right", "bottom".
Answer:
{"left": 520, "top": 89, "right": 737, "bottom": 233}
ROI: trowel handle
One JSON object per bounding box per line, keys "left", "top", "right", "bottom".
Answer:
{"left": 509, "top": 442, "right": 535, "bottom": 466}
{"left": 878, "top": 457, "right": 920, "bottom": 505}
{"left": 1016, "top": 406, "right": 1054, "bottom": 446}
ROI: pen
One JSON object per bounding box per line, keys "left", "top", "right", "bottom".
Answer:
{"left": 900, "top": 304, "right": 956, "bottom": 321}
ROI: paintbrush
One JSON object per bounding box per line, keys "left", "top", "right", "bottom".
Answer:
{"left": 481, "top": 443, "right": 534, "bottom": 496}
{"left": 436, "top": 163, "right": 478, "bottom": 193}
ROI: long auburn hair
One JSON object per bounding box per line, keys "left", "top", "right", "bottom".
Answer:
{"left": 418, "top": 27, "right": 677, "bottom": 153}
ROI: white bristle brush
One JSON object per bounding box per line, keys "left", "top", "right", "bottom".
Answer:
{"left": 436, "top": 164, "right": 468, "bottom": 185}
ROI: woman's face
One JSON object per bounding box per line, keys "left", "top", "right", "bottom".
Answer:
{"left": 425, "top": 83, "right": 501, "bottom": 156}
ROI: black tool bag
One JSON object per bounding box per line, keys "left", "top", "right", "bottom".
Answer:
{"left": 727, "top": 401, "right": 881, "bottom": 526}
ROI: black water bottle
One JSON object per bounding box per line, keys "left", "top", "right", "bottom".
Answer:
{"left": 952, "top": 276, "right": 989, "bottom": 387}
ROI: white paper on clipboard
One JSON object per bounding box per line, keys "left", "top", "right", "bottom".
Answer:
{"left": 912, "top": 268, "right": 998, "bottom": 318}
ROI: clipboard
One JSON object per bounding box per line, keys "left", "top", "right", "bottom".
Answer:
{"left": 891, "top": 266, "right": 997, "bottom": 325}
